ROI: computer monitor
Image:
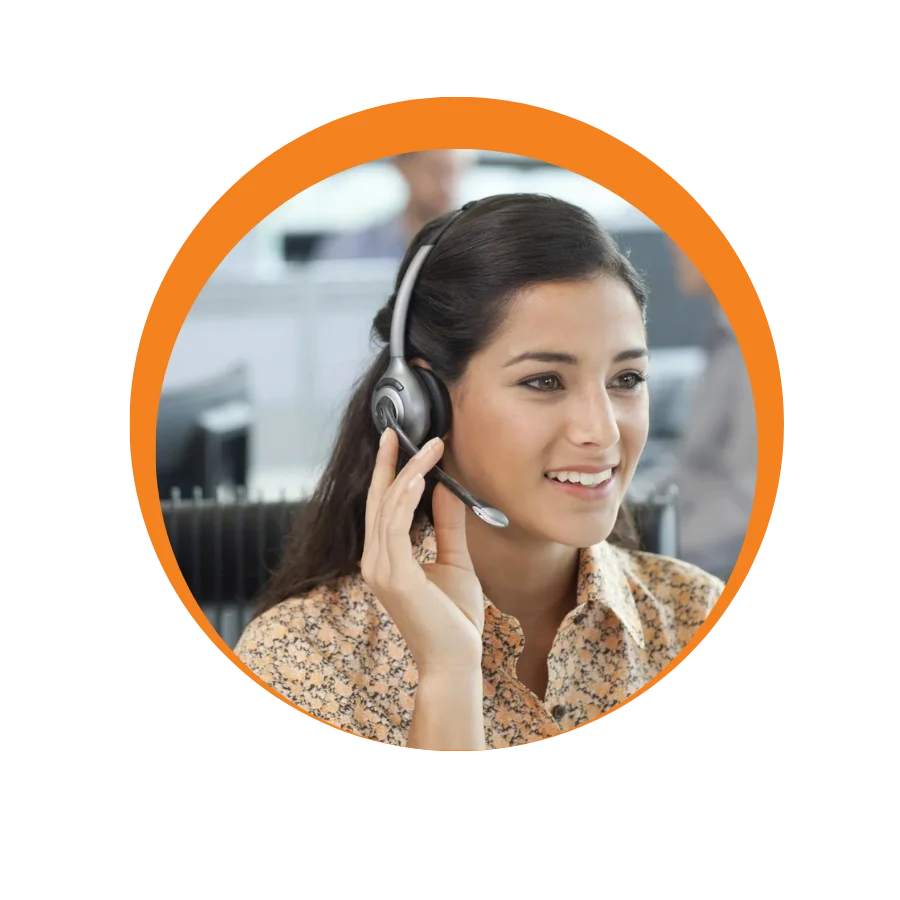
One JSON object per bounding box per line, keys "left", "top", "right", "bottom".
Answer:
{"left": 156, "top": 365, "right": 252, "bottom": 500}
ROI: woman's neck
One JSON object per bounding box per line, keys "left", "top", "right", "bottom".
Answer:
{"left": 463, "top": 517, "right": 580, "bottom": 630}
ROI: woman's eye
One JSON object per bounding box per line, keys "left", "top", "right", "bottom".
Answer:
{"left": 613, "top": 371, "right": 648, "bottom": 390}
{"left": 522, "top": 374, "right": 563, "bottom": 392}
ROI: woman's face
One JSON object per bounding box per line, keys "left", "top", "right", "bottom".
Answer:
{"left": 442, "top": 273, "right": 649, "bottom": 548}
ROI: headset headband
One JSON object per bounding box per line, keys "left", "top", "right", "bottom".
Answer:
{"left": 389, "top": 203, "right": 474, "bottom": 359}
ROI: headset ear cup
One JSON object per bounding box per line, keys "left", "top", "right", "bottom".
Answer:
{"left": 413, "top": 366, "right": 452, "bottom": 441}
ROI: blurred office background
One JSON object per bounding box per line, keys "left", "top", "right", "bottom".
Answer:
{"left": 159, "top": 150, "right": 756, "bottom": 636}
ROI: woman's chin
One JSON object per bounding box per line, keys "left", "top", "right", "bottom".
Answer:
{"left": 513, "top": 506, "right": 618, "bottom": 549}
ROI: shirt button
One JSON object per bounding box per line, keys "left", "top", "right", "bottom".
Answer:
{"left": 573, "top": 613, "right": 586, "bottom": 625}
{"left": 551, "top": 704, "right": 566, "bottom": 721}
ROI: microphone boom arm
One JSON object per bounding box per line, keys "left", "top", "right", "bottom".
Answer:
{"left": 381, "top": 406, "right": 509, "bottom": 529}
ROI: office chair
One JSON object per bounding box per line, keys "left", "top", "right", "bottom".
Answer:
{"left": 161, "top": 489, "right": 679, "bottom": 649}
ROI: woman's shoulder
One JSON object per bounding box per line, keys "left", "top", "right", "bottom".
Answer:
{"left": 605, "top": 543, "right": 726, "bottom": 617}
{"left": 233, "top": 571, "right": 409, "bottom": 741}
{"left": 234, "top": 569, "right": 382, "bottom": 659}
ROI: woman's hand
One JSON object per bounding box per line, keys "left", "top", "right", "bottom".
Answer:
{"left": 361, "top": 427, "right": 485, "bottom": 675}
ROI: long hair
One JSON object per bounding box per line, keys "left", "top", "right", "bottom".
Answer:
{"left": 254, "top": 193, "right": 648, "bottom": 618}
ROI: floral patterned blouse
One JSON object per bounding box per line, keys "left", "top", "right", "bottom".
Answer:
{"left": 234, "top": 517, "right": 723, "bottom": 748}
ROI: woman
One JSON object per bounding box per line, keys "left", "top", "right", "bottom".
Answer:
{"left": 235, "top": 193, "right": 724, "bottom": 750}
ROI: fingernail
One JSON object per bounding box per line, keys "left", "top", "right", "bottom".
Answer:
{"left": 416, "top": 437, "right": 440, "bottom": 457}
{"left": 380, "top": 428, "right": 390, "bottom": 446}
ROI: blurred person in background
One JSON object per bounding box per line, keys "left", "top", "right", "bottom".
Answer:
{"left": 311, "top": 150, "right": 472, "bottom": 261}
{"left": 667, "top": 242, "right": 757, "bottom": 581}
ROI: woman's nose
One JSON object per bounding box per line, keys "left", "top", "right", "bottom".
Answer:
{"left": 566, "top": 387, "right": 620, "bottom": 448}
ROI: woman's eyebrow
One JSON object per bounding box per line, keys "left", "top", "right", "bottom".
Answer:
{"left": 613, "top": 347, "right": 650, "bottom": 362}
{"left": 503, "top": 347, "right": 649, "bottom": 368}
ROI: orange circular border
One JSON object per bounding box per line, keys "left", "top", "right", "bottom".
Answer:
{"left": 131, "top": 98, "right": 783, "bottom": 743}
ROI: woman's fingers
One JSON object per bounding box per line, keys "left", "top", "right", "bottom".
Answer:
{"left": 377, "top": 437, "right": 444, "bottom": 563}
{"left": 382, "top": 470, "right": 428, "bottom": 585}
{"left": 432, "top": 482, "right": 474, "bottom": 571}
{"left": 377, "top": 436, "right": 443, "bottom": 527}
{"left": 365, "top": 427, "right": 399, "bottom": 552}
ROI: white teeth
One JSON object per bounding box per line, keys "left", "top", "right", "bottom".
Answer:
{"left": 547, "top": 469, "right": 613, "bottom": 486}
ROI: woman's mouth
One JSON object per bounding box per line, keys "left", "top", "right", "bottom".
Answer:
{"left": 543, "top": 467, "right": 618, "bottom": 501}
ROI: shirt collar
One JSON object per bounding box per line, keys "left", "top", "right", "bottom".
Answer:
{"left": 409, "top": 518, "right": 646, "bottom": 650}
{"left": 578, "top": 540, "right": 647, "bottom": 650}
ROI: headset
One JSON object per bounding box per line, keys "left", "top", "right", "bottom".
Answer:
{"left": 370, "top": 201, "right": 509, "bottom": 528}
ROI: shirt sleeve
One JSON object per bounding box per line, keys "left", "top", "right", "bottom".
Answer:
{"left": 233, "top": 603, "right": 405, "bottom": 744}
{"left": 234, "top": 605, "right": 358, "bottom": 733}
{"left": 234, "top": 612, "right": 305, "bottom": 707}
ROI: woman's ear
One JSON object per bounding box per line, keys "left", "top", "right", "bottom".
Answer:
{"left": 409, "top": 357, "right": 432, "bottom": 371}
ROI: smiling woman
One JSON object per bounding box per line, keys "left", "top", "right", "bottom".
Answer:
{"left": 233, "top": 193, "right": 724, "bottom": 749}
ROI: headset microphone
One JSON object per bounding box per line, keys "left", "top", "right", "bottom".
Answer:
{"left": 371, "top": 201, "right": 510, "bottom": 529}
